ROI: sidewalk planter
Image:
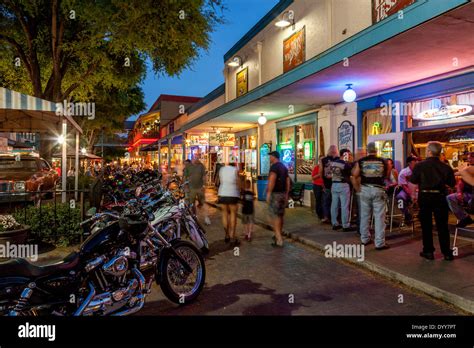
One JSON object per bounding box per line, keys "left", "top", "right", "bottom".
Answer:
{"left": 0, "top": 225, "right": 30, "bottom": 246}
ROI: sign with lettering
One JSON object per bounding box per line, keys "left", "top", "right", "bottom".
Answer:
{"left": 283, "top": 27, "right": 305, "bottom": 73}
{"left": 209, "top": 133, "right": 236, "bottom": 147}
{"left": 414, "top": 104, "right": 472, "bottom": 121}
{"left": 260, "top": 143, "right": 271, "bottom": 175}
{"left": 338, "top": 121, "right": 354, "bottom": 154}
{"left": 372, "top": 0, "right": 416, "bottom": 23}
{"left": 188, "top": 135, "right": 208, "bottom": 146}
{"left": 236, "top": 67, "right": 248, "bottom": 97}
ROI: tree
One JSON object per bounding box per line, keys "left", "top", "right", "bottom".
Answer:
{"left": 0, "top": 0, "right": 224, "bottom": 102}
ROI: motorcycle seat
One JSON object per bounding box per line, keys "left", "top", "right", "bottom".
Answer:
{"left": 0, "top": 252, "right": 79, "bottom": 278}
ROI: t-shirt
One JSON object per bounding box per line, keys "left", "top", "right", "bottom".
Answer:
{"left": 358, "top": 155, "right": 387, "bottom": 187}
{"left": 241, "top": 190, "right": 254, "bottom": 214}
{"left": 330, "top": 158, "right": 352, "bottom": 184}
{"left": 218, "top": 165, "right": 239, "bottom": 197}
{"left": 311, "top": 165, "right": 323, "bottom": 186}
{"left": 185, "top": 162, "right": 206, "bottom": 189}
{"left": 398, "top": 167, "right": 412, "bottom": 186}
{"left": 270, "top": 161, "right": 289, "bottom": 193}
{"left": 321, "top": 156, "right": 339, "bottom": 188}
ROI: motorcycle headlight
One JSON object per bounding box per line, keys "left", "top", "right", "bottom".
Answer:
{"left": 14, "top": 181, "right": 26, "bottom": 191}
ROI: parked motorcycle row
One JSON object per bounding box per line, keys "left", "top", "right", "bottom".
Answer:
{"left": 0, "top": 169, "right": 208, "bottom": 316}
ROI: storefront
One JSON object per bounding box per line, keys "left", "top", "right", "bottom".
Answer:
{"left": 276, "top": 113, "right": 317, "bottom": 183}
{"left": 235, "top": 128, "right": 258, "bottom": 183}
{"left": 208, "top": 132, "right": 239, "bottom": 182}
{"left": 404, "top": 91, "right": 474, "bottom": 170}
{"left": 185, "top": 133, "right": 209, "bottom": 166}
{"left": 357, "top": 72, "right": 474, "bottom": 169}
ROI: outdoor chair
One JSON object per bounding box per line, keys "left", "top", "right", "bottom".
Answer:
{"left": 289, "top": 182, "right": 305, "bottom": 207}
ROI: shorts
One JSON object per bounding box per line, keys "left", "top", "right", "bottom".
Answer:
{"left": 187, "top": 188, "right": 204, "bottom": 206}
{"left": 242, "top": 213, "right": 255, "bottom": 225}
{"left": 269, "top": 192, "right": 287, "bottom": 217}
{"left": 218, "top": 196, "right": 239, "bottom": 205}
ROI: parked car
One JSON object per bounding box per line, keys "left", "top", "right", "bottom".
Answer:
{"left": 0, "top": 154, "right": 59, "bottom": 203}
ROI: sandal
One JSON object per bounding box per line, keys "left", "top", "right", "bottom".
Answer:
{"left": 271, "top": 241, "right": 284, "bottom": 248}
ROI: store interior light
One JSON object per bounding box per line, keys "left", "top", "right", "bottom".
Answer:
{"left": 228, "top": 56, "right": 242, "bottom": 67}
{"left": 297, "top": 143, "right": 303, "bottom": 149}
{"left": 343, "top": 84, "right": 357, "bottom": 103}
{"left": 275, "top": 10, "right": 295, "bottom": 28}
{"left": 258, "top": 113, "right": 267, "bottom": 125}
{"left": 57, "top": 135, "right": 65, "bottom": 144}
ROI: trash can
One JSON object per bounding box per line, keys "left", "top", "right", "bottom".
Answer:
{"left": 257, "top": 175, "right": 268, "bottom": 201}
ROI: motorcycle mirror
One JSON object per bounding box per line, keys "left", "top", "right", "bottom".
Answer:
{"left": 86, "top": 207, "right": 96, "bottom": 217}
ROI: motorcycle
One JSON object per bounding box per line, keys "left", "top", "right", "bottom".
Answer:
{"left": 0, "top": 202, "right": 205, "bottom": 316}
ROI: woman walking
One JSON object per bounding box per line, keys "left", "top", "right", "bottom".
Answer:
{"left": 218, "top": 155, "right": 241, "bottom": 246}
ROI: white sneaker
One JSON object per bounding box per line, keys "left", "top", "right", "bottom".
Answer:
{"left": 204, "top": 216, "right": 211, "bottom": 225}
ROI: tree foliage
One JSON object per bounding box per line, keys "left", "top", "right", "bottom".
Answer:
{"left": 0, "top": 0, "right": 224, "bottom": 102}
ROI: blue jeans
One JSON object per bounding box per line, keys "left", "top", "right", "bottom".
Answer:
{"left": 322, "top": 187, "right": 332, "bottom": 220}
{"left": 446, "top": 192, "right": 473, "bottom": 221}
{"left": 331, "top": 182, "right": 351, "bottom": 228}
{"left": 360, "top": 185, "right": 387, "bottom": 248}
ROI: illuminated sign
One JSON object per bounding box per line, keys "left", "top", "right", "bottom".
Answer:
{"left": 282, "top": 149, "right": 293, "bottom": 163}
{"left": 279, "top": 141, "right": 293, "bottom": 150}
{"left": 414, "top": 105, "right": 473, "bottom": 121}
{"left": 209, "top": 133, "right": 236, "bottom": 147}
{"left": 303, "top": 141, "right": 312, "bottom": 160}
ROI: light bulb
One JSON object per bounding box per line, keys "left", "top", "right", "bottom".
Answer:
{"left": 343, "top": 85, "right": 357, "bottom": 103}
{"left": 258, "top": 114, "right": 267, "bottom": 125}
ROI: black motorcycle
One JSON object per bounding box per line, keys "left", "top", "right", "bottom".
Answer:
{"left": 0, "top": 208, "right": 205, "bottom": 316}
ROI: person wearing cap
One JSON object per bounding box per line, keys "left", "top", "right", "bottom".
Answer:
{"left": 351, "top": 142, "right": 390, "bottom": 250}
{"left": 410, "top": 141, "right": 456, "bottom": 261}
{"left": 266, "top": 151, "right": 290, "bottom": 247}
{"left": 395, "top": 156, "right": 419, "bottom": 224}
{"left": 218, "top": 154, "right": 241, "bottom": 246}
{"left": 446, "top": 152, "right": 474, "bottom": 228}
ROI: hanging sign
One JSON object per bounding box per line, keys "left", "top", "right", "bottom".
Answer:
{"left": 209, "top": 133, "right": 236, "bottom": 147}
{"left": 414, "top": 104, "right": 472, "bottom": 121}
{"left": 303, "top": 141, "right": 313, "bottom": 160}
{"left": 283, "top": 27, "right": 305, "bottom": 73}
{"left": 337, "top": 121, "right": 354, "bottom": 153}
{"left": 373, "top": 0, "right": 415, "bottom": 23}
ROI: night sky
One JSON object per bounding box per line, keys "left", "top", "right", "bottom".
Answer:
{"left": 134, "top": 0, "right": 280, "bottom": 119}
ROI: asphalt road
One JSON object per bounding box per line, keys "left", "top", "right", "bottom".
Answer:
{"left": 137, "top": 204, "right": 460, "bottom": 315}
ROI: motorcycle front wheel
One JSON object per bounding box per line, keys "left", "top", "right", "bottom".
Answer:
{"left": 159, "top": 240, "right": 206, "bottom": 304}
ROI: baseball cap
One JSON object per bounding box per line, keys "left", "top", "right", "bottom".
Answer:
{"left": 269, "top": 151, "right": 280, "bottom": 159}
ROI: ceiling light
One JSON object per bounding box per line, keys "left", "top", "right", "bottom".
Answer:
{"left": 343, "top": 84, "right": 357, "bottom": 103}
{"left": 258, "top": 113, "right": 267, "bottom": 125}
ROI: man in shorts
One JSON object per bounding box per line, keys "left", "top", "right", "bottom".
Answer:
{"left": 266, "top": 151, "right": 290, "bottom": 247}
{"left": 184, "top": 155, "right": 211, "bottom": 225}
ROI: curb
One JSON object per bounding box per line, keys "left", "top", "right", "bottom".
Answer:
{"left": 207, "top": 200, "right": 474, "bottom": 314}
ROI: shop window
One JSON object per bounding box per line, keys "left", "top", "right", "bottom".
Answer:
{"left": 296, "top": 124, "right": 316, "bottom": 182}
{"left": 362, "top": 108, "right": 392, "bottom": 147}
{"left": 278, "top": 126, "right": 295, "bottom": 176}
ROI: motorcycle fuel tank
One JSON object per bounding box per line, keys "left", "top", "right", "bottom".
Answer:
{"left": 80, "top": 221, "right": 125, "bottom": 257}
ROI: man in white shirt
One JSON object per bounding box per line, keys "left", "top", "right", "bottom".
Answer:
{"left": 396, "top": 156, "right": 419, "bottom": 223}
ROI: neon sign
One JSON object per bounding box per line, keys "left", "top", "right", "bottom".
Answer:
{"left": 414, "top": 105, "right": 472, "bottom": 121}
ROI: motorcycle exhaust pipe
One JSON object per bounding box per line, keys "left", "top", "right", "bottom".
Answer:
{"left": 73, "top": 282, "right": 96, "bottom": 316}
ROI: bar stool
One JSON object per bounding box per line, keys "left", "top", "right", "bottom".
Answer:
{"left": 388, "top": 186, "right": 405, "bottom": 234}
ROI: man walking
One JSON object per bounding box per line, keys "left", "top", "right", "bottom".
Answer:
{"left": 266, "top": 151, "right": 290, "bottom": 248}
{"left": 330, "top": 149, "right": 355, "bottom": 231}
{"left": 410, "top": 141, "right": 456, "bottom": 261}
{"left": 446, "top": 152, "right": 474, "bottom": 228}
{"left": 351, "top": 142, "right": 390, "bottom": 250}
{"left": 184, "top": 155, "right": 211, "bottom": 225}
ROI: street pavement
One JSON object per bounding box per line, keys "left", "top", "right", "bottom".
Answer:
{"left": 138, "top": 204, "right": 461, "bottom": 315}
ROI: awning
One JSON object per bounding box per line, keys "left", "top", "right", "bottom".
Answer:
{"left": 141, "top": 143, "right": 159, "bottom": 152}
{"left": 52, "top": 151, "right": 103, "bottom": 160}
{"left": 0, "top": 87, "right": 82, "bottom": 134}
{"left": 171, "top": 135, "right": 183, "bottom": 145}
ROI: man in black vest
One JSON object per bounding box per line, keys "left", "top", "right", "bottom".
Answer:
{"left": 410, "top": 141, "right": 456, "bottom": 261}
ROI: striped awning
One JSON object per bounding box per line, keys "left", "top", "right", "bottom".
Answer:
{"left": 0, "top": 87, "right": 82, "bottom": 134}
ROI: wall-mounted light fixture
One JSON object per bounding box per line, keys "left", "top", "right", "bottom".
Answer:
{"left": 275, "top": 10, "right": 295, "bottom": 28}
{"left": 343, "top": 84, "right": 357, "bottom": 103}
{"left": 258, "top": 113, "right": 267, "bottom": 125}
{"left": 227, "top": 55, "right": 242, "bottom": 67}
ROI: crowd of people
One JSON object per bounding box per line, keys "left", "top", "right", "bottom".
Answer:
{"left": 311, "top": 141, "right": 474, "bottom": 260}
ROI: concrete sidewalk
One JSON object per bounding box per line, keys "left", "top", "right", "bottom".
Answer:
{"left": 206, "top": 189, "right": 474, "bottom": 314}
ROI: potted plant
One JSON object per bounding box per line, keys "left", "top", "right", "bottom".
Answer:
{"left": 0, "top": 215, "right": 30, "bottom": 246}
